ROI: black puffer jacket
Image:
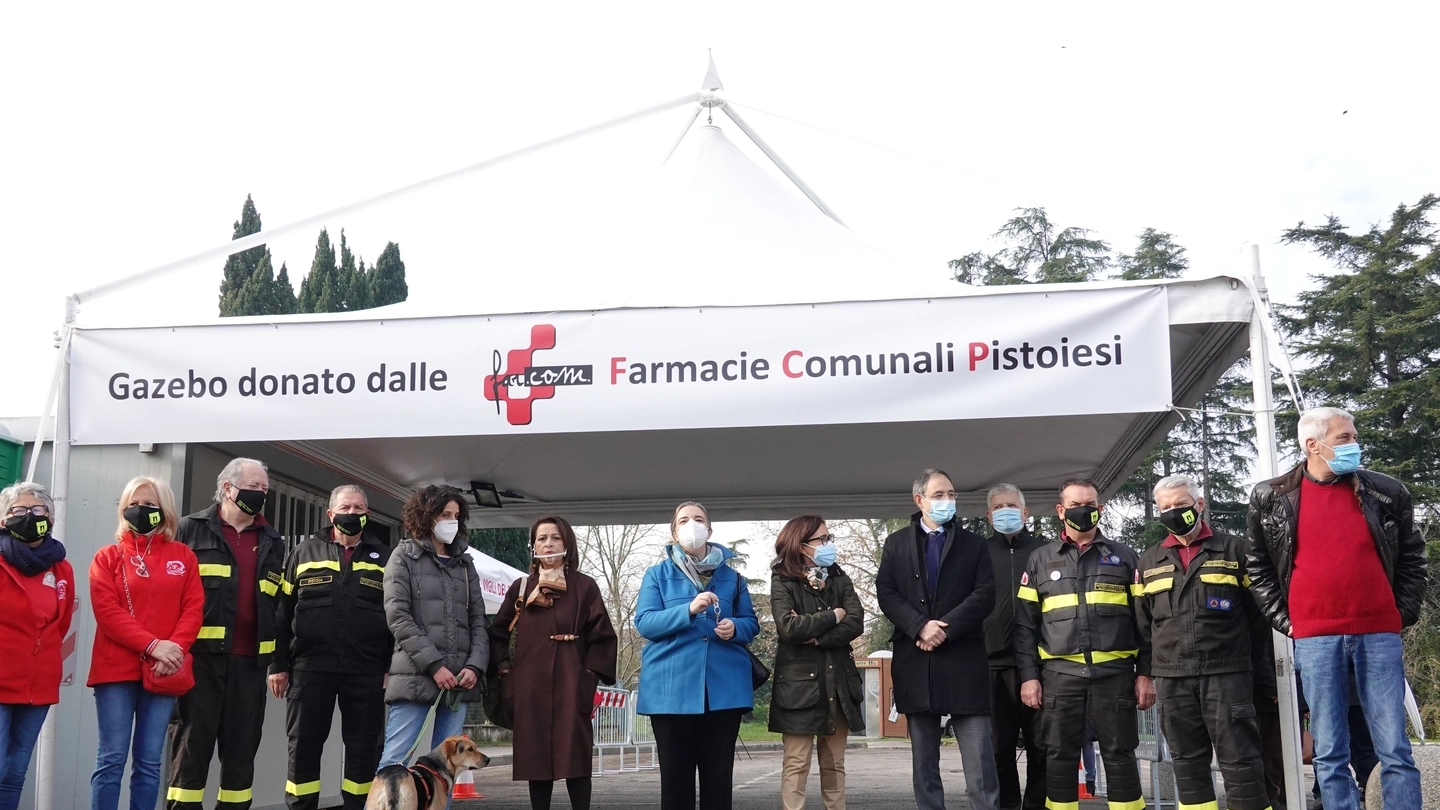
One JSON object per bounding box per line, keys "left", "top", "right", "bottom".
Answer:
{"left": 768, "top": 566, "right": 865, "bottom": 737}
{"left": 1245, "top": 463, "right": 1427, "bottom": 637}
{"left": 983, "top": 528, "right": 1048, "bottom": 669}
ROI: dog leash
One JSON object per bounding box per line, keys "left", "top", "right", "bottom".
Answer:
{"left": 400, "top": 688, "right": 462, "bottom": 765}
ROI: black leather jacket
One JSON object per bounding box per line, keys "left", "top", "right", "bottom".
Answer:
{"left": 1245, "top": 463, "right": 1427, "bottom": 637}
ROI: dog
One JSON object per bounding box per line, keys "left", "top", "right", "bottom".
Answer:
{"left": 366, "top": 735, "right": 491, "bottom": 810}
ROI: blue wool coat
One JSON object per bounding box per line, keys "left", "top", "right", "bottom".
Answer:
{"left": 635, "top": 545, "right": 760, "bottom": 715}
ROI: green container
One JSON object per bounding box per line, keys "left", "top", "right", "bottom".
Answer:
{"left": 0, "top": 435, "right": 22, "bottom": 487}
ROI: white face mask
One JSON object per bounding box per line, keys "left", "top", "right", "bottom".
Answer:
{"left": 676, "top": 520, "right": 710, "bottom": 551}
{"left": 433, "top": 519, "right": 460, "bottom": 544}
{"left": 535, "top": 551, "right": 566, "bottom": 568}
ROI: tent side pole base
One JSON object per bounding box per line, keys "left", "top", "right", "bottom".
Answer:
{"left": 1249, "top": 244, "right": 1307, "bottom": 810}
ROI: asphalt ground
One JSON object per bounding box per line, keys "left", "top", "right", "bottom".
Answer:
{"left": 454, "top": 746, "right": 1117, "bottom": 810}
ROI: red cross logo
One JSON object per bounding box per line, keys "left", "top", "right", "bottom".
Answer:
{"left": 484, "top": 325, "right": 557, "bottom": 426}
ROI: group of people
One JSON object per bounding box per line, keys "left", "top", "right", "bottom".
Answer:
{"left": 0, "top": 404, "right": 1426, "bottom": 810}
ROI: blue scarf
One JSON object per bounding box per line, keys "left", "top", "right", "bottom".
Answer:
{"left": 0, "top": 530, "right": 67, "bottom": 577}
{"left": 669, "top": 543, "right": 726, "bottom": 589}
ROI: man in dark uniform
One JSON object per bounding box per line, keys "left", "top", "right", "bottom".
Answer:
{"left": 1014, "top": 478, "right": 1152, "bottom": 810}
{"left": 1134, "top": 474, "right": 1271, "bottom": 810}
{"left": 169, "top": 457, "right": 287, "bottom": 810}
{"left": 982, "top": 483, "right": 1048, "bottom": 810}
{"left": 269, "top": 484, "right": 394, "bottom": 810}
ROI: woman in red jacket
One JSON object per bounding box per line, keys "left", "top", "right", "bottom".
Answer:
{"left": 0, "top": 482, "right": 76, "bottom": 810}
{"left": 88, "top": 477, "right": 203, "bottom": 810}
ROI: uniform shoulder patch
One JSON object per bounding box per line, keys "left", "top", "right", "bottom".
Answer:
{"left": 1020, "top": 571, "right": 1030, "bottom": 586}
{"left": 1144, "top": 564, "right": 1176, "bottom": 578}
{"left": 1201, "top": 559, "right": 1240, "bottom": 570}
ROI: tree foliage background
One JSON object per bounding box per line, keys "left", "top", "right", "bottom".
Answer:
{"left": 217, "top": 195, "right": 407, "bottom": 317}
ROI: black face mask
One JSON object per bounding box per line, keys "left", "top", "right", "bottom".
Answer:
{"left": 5, "top": 513, "right": 50, "bottom": 543}
{"left": 1063, "top": 505, "right": 1101, "bottom": 534}
{"left": 231, "top": 487, "right": 267, "bottom": 516}
{"left": 1158, "top": 505, "right": 1201, "bottom": 536}
{"left": 333, "top": 513, "right": 367, "bottom": 537}
{"left": 124, "top": 505, "right": 164, "bottom": 535}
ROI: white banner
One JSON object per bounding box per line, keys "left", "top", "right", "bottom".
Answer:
{"left": 69, "top": 286, "right": 1171, "bottom": 444}
{"left": 470, "top": 550, "right": 524, "bottom": 615}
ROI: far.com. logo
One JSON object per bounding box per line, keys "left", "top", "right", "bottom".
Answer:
{"left": 484, "top": 324, "right": 594, "bottom": 425}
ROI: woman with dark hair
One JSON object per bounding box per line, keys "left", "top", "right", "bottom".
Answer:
{"left": 769, "top": 515, "right": 864, "bottom": 810}
{"left": 489, "top": 516, "right": 617, "bottom": 810}
{"left": 636, "top": 501, "right": 760, "bottom": 810}
{"left": 379, "top": 485, "right": 488, "bottom": 768}
{"left": 0, "top": 482, "right": 77, "bottom": 810}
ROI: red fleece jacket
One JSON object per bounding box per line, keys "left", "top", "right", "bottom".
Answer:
{"left": 88, "top": 532, "right": 204, "bottom": 686}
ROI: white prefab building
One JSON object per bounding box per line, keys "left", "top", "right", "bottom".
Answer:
{"left": 9, "top": 71, "right": 1306, "bottom": 810}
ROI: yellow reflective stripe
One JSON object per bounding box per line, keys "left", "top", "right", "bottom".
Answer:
{"left": 285, "top": 781, "right": 321, "bottom": 797}
{"left": 198, "top": 564, "right": 231, "bottom": 577}
{"left": 352, "top": 561, "right": 385, "bottom": 573}
{"left": 281, "top": 578, "right": 294, "bottom": 595}
{"left": 216, "top": 788, "right": 252, "bottom": 803}
{"left": 1092, "top": 648, "right": 1139, "bottom": 663}
{"left": 1041, "top": 593, "right": 1079, "bottom": 612}
{"left": 168, "top": 788, "right": 205, "bottom": 803}
{"left": 259, "top": 640, "right": 276, "bottom": 655}
{"left": 1086, "top": 591, "right": 1129, "bottom": 606}
{"left": 341, "top": 779, "right": 372, "bottom": 796}
{"left": 1046, "top": 799, "right": 1080, "bottom": 810}
{"left": 1177, "top": 801, "right": 1219, "bottom": 810}
{"left": 1130, "top": 583, "right": 1145, "bottom": 597}
{"left": 1199, "top": 573, "right": 1240, "bottom": 587}
{"left": 297, "top": 560, "right": 341, "bottom": 573}
{"left": 259, "top": 579, "right": 278, "bottom": 596}
{"left": 1143, "top": 577, "right": 1174, "bottom": 595}
{"left": 1110, "top": 800, "right": 1148, "bottom": 810}
{"left": 197, "top": 626, "right": 226, "bottom": 639}
{"left": 1017, "top": 586, "right": 1039, "bottom": 602}
{"left": 1038, "top": 647, "right": 1086, "bottom": 663}
{"left": 1243, "top": 574, "right": 1252, "bottom": 588}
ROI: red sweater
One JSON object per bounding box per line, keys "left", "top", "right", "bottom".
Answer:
{"left": 1289, "top": 476, "right": 1402, "bottom": 638}
{"left": 0, "top": 554, "right": 77, "bottom": 705}
{"left": 88, "top": 533, "right": 205, "bottom": 686}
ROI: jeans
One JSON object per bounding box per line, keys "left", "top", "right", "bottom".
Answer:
{"left": 378, "top": 700, "right": 467, "bottom": 769}
{"left": 92, "top": 683, "right": 178, "bottom": 810}
{"left": 1294, "top": 633, "right": 1421, "bottom": 810}
{"left": 0, "top": 703, "right": 52, "bottom": 810}
{"left": 908, "top": 713, "right": 999, "bottom": 810}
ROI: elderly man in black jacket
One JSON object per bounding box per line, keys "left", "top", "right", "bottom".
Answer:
{"left": 877, "top": 468, "right": 998, "bottom": 810}
{"left": 1246, "top": 406, "right": 1426, "bottom": 810}
{"left": 981, "top": 483, "right": 1047, "bottom": 810}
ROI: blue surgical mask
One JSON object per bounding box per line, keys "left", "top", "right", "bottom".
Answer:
{"left": 1323, "top": 442, "right": 1362, "bottom": 475}
{"left": 927, "top": 499, "right": 956, "bottom": 525}
{"left": 991, "top": 507, "right": 1024, "bottom": 535}
{"left": 809, "top": 543, "right": 838, "bottom": 568}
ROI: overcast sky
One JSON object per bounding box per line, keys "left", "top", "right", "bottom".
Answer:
{"left": 4, "top": 1, "right": 1437, "bottom": 426}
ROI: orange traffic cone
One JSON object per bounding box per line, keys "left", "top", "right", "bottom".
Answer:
{"left": 1077, "top": 761, "right": 1095, "bottom": 799}
{"left": 452, "top": 768, "right": 483, "bottom": 800}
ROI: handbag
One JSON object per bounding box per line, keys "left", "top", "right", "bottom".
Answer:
{"left": 118, "top": 544, "right": 195, "bottom": 697}
{"left": 731, "top": 573, "right": 770, "bottom": 690}
{"left": 483, "top": 574, "right": 527, "bottom": 729}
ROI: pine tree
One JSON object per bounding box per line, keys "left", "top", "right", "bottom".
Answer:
{"left": 369, "top": 242, "right": 408, "bottom": 307}
{"left": 218, "top": 195, "right": 270, "bottom": 316}
{"left": 1115, "top": 228, "right": 1189, "bottom": 280}
{"left": 947, "top": 207, "right": 1110, "bottom": 285}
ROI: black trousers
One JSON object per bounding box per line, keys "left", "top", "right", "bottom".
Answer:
{"left": 1257, "top": 703, "right": 1286, "bottom": 807}
{"left": 649, "top": 710, "right": 744, "bottom": 810}
{"left": 1040, "top": 670, "right": 1142, "bottom": 808}
{"left": 1156, "top": 672, "right": 1269, "bottom": 810}
{"left": 169, "top": 654, "right": 267, "bottom": 810}
{"left": 990, "top": 667, "right": 1045, "bottom": 810}
{"left": 528, "top": 777, "right": 592, "bottom": 810}
{"left": 284, "top": 670, "right": 386, "bottom": 810}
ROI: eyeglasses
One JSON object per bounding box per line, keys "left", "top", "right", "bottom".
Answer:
{"left": 808, "top": 535, "right": 835, "bottom": 545}
{"left": 6, "top": 505, "right": 49, "bottom": 518}
{"left": 130, "top": 555, "right": 150, "bottom": 578}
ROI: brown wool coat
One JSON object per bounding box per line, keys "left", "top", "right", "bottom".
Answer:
{"left": 489, "top": 570, "right": 618, "bottom": 781}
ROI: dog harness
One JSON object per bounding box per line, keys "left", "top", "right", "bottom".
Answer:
{"left": 408, "top": 762, "right": 443, "bottom": 807}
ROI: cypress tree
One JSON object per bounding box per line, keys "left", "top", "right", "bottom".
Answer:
{"left": 218, "top": 195, "right": 268, "bottom": 316}
{"left": 369, "top": 242, "right": 408, "bottom": 307}
{"left": 336, "top": 230, "right": 358, "bottom": 311}
{"left": 275, "top": 263, "right": 298, "bottom": 314}
{"left": 298, "top": 229, "right": 338, "bottom": 313}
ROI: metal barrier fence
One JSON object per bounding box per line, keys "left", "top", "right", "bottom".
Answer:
{"left": 592, "top": 687, "right": 657, "bottom": 776}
